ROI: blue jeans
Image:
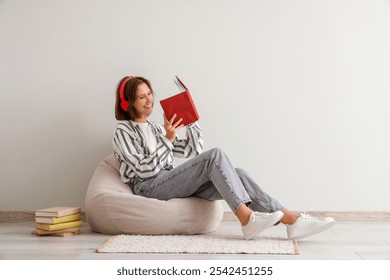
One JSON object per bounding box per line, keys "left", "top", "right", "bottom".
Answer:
{"left": 133, "top": 148, "right": 284, "bottom": 214}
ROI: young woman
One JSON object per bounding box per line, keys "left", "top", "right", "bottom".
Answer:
{"left": 113, "top": 76, "right": 334, "bottom": 240}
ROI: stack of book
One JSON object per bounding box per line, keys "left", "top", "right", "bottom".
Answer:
{"left": 32, "top": 206, "right": 83, "bottom": 237}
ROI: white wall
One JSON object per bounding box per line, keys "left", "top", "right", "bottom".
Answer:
{"left": 1, "top": 0, "right": 389, "bottom": 211}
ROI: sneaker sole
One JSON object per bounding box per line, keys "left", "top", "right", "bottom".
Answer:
{"left": 288, "top": 219, "right": 335, "bottom": 240}
{"left": 244, "top": 211, "right": 284, "bottom": 240}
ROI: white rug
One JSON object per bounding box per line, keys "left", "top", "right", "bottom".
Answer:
{"left": 97, "top": 230, "right": 298, "bottom": 255}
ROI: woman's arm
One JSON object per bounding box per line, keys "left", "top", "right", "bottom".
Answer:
{"left": 113, "top": 122, "right": 173, "bottom": 180}
{"left": 160, "top": 114, "right": 203, "bottom": 158}
{"left": 171, "top": 122, "right": 204, "bottom": 158}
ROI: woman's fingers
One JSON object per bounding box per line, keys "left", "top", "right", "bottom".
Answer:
{"left": 173, "top": 117, "right": 183, "bottom": 128}
{"left": 163, "top": 113, "right": 184, "bottom": 143}
{"left": 164, "top": 113, "right": 183, "bottom": 129}
{"left": 168, "top": 114, "right": 178, "bottom": 125}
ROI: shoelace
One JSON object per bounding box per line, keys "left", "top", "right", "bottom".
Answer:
{"left": 300, "top": 208, "right": 315, "bottom": 219}
{"left": 250, "top": 212, "right": 270, "bottom": 222}
{"left": 300, "top": 212, "right": 326, "bottom": 221}
{"left": 300, "top": 213, "right": 313, "bottom": 220}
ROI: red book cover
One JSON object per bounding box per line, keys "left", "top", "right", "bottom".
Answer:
{"left": 160, "top": 76, "right": 199, "bottom": 126}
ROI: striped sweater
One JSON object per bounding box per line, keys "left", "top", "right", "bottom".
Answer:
{"left": 112, "top": 119, "right": 203, "bottom": 183}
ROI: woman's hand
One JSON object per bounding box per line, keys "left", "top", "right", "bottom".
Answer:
{"left": 164, "top": 113, "right": 184, "bottom": 143}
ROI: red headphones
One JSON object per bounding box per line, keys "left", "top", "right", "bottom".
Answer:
{"left": 119, "top": 76, "right": 136, "bottom": 111}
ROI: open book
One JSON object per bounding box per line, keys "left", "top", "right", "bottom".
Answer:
{"left": 160, "top": 76, "right": 199, "bottom": 126}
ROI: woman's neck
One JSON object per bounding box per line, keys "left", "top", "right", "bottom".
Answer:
{"left": 131, "top": 117, "right": 148, "bottom": 123}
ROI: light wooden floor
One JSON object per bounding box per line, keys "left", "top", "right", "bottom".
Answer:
{"left": 1, "top": 220, "right": 390, "bottom": 260}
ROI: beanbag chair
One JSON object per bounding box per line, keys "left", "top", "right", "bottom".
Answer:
{"left": 85, "top": 154, "right": 224, "bottom": 235}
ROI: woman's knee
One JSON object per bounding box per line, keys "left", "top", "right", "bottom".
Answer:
{"left": 235, "top": 167, "right": 248, "bottom": 177}
{"left": 201, "top": 147, "right": 240, "bottom": 175}
{"left": 208, "top": 147, "right": 226, "bottom": 158}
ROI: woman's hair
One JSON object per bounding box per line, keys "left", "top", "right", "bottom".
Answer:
{"left": 114, "top": 76, "right": 153, "bottom": 120}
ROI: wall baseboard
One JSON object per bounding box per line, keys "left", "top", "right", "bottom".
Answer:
{"left": 0, "top": 211, "right": 87, "bottom": 223}
{"left": 1, "top": 210, "right": 390, "bottom": 223}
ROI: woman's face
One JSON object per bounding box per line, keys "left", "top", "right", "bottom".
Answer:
{"left": 132, "top": 82, "right": 153, "bottom": 121}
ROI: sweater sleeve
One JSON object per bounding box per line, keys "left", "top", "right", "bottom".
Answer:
{"left": 171, "top": 121, "right": 204, "bottom": 158}
{"left": 113, "top": 122, "right": 174, "bottom": 181}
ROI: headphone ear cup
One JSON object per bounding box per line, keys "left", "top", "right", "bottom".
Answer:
{"left": 120, "top": 100, "right": 129, "bottom": 111}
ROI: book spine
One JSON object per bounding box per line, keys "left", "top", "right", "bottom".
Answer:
{"left": 35, "top": 213, "right": 81, "bottom": 224}
{"left": 35, "top": 207, "right": 81, "bottom": 217}
{"left": 32, "top": 228, "right": 80, "bottom": 236}
{"left": 36, "top": 220, "right": 83, "bottom": 231}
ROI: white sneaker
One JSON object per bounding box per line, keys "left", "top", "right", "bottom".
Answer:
{"left": 242, "top": 211, "right": 284, "bottom": 240}
{"left": 287, "top": 213, "right": 335, "bottom": 240}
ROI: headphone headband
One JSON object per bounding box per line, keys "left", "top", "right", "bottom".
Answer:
{"left": 119, "top": 76, "right": 136, "bottom": 111}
